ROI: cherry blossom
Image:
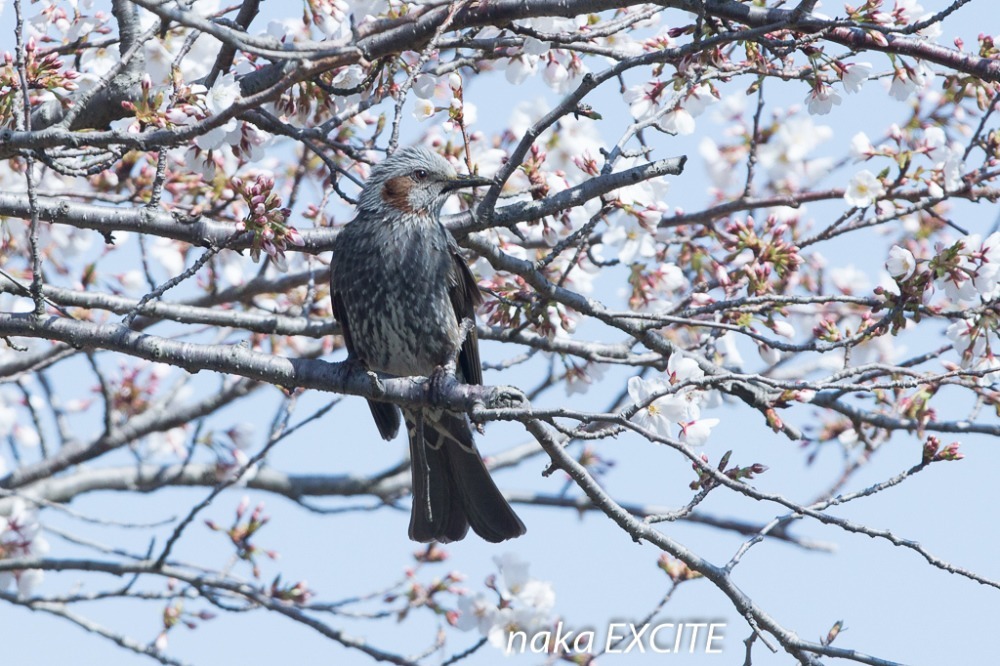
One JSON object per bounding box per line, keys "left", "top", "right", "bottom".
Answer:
{"left": 505, "top": 55, "right": 538, "bottom": 85}
{"left": 887, "top": 61, "right": 931, "bottom": 100}
{"left": 455, "top": 593, "right": 499, "bottom": 634}
{"left": 658, "top": 107, "right": 696, "bottom": 134}
{"left": 0, "top": 499, "right": 50, "bottom": 599}
{"left": 624, "top": 80, "right": 664, "bottom": 120}
{"left": 757, "top": 116, "right": 832, "bottom": 183}
{"left": 805, "top": 83, "right": 843, "bottom": 115}
{"left": 412, "top": 98, "right": 435, "bottom": 120}
{"left": 886, "top": 245, "right": 917, "bottom": 280}
{"left": 679, "top": 418, "right": 720, "bottom": 446}
{"left": 205, "top": 73, "right": 241, "bottom": 116}
{"left": 841, "top": 62, "right": 873, "bottom": 93}
{"left": 627, "top": 376, "right": 678, "bottom": 437}
{"left": 602, "top": 218, "right": 657, "bottom": 263}
{"left": 850, "top": 131, "right": 876, "bottom": 159}
{"left": 0, "top": 400, "right": 14, "bottom": 437}
{"left": 456, "top": 554, "right": 557, "bottom": 652}
{"left": 844, "top": 170, "right": 886, "bottom": 207}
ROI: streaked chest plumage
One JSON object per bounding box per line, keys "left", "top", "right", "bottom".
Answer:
{"left": 332, "top": 212, "right": 460, "bottom": 378}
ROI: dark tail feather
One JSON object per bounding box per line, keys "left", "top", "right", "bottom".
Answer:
{"left": 443, "top": 436, "right": 526, "bottom": 543}
{"left": 367, "top": 399, "right": 400, "bottom": 441}
{"left": 407, "top": 412, "right": 469, "bottom": 543}
{"left": 405, "top": 410, "right": 525, "bottom": 544}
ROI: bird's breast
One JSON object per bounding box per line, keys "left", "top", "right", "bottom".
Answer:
{"left": 335, "top": 217, "right": 460, "bottom": 377}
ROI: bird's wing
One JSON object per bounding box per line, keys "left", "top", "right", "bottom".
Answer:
{"left": 330, "top": 288, "right": 357, "bottom": 357}
{"left": 332, "top": 276, "right": 401, "bottom": 440}
{"left": 448, "top": 243, "right": 483, "bottom": 386}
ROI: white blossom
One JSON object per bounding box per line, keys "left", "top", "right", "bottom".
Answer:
{"left": 412, "top": 74, "right": 437, "bottom": 99}
{"left": 805, "top": 84, "right": 842, "bottom": 115}
{"left": 916, "top": 13, "right": 942, "bottom": 40}
{"left": 194, "top": 117, "right": 239, "bottom": 150}
{"left": 147, "top": 426, "right": 188, "bottom": 458}
{"left": 887, "top": 62, "right": 930, "bottom": 101}
{"left": 667, "top": 353, "right": 705, "bottom": 383}
{"left": 143, "top": 38, "right": 175, "bottom": 84}
{"left": 838, "top": 428, "right": 859, "bottom": 445}
{"left": 413, "top": 98, "right": 436, "bottom": 121}
{"left": 757, "top": 117, "right": 832, "bottom": 182}
{"left": 522, "top": 37, "right": 549, "bottom": 56}
{"left": 659, "top": 263, "right": 688, "bottom": 293}
{"left": 946, "top": 319, "right": 985, "bottom": 361}
{"left": 895, "top": 0, "right": 925, "bottom": 23}
{"left": 716, "top": 332, "right": 745, "bottom": 368}
{"left": 505, "top": 56, "right": 538, "bottom": 85}
{"left": 16, "top": 569, "right": 43, "bottom": 599}
{"left": 542, "top": 59, "right": 568, "bottom": 90}
{"left": 941, "top": 151, "right": 964, "bottom": 192}
{"left": 886, "top": 245, "right": 917, "bottom": 279}
{"left": 314, "top": 0, "right": 349, "bottom": 38}
{"left": 150, "top": 238, "right": 186, "bottom": 276}
{"left": 845, "top": 170, "right": 885, "bottom": 207}
{"left": 679, "top": 418, "right": 719, "bottom": 446}
{"left": 627, "top": 376, "right": 675, "bottom": 437}
{"left": 888, "top": 70, "right": 918, "bottom": 100}
{"left": 602, "top": 218, "right": 657, "bottom": 264}
{"left": 657, "top": 108, "right": 696, "bottom": 135}
{"left": 850, "top": 131, "right": 875, "bottom": 159}
{"left": 331, "top": 64, "right": 364, "bottom": 90}
{"left": 624, "top": 81, "right": 660, "bottom": 120}
{"left": 772, "top": 320, "right": 796, "bottom": 339}
{"left": 757, "top": 343, "right": 782, "bottom": 365}
{"left": 841, "top": 62, "right": 872, "bottom": 93}
{"left": 923, "top": 126, "right": 947, "bottom": 160}
{"left": 0, "top": 499, "right": 49, "bottom": 598}
{"left": 625, "top": 355, "right": 711, "bottom": 436}
{"left": 493, "top": 552, "right": 531, "bottom": 595}
{"left": 12, "top": 425, "right": 39, "bottom": 448}
{"left": 0, "top": 401, "right": 15, "bottom": 437}
{"left": 455, "top": 593, "right": 498, "bottom": 634}
{"left": 465, "top": 554, "right": 557, "bottom": 651}
{"left": 830, "top": 265, "right": 871, "bottom": 294}
{"left": 205, "top": 73, "right": 241, "bottom": 116}
{"left": 699, "top": 137, "right": 737, "bottom": 189}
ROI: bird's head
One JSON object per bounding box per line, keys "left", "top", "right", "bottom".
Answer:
{"left": 357, "top": 146, "right": 491, "bottom": 217}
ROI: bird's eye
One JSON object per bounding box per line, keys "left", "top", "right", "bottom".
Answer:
{"left": 413, "top": 168, "right": 428, "bottom": 181}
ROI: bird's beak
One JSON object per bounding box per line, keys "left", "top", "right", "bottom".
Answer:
{"left": 442, "top": 175, "right": 492, "bottom": 192}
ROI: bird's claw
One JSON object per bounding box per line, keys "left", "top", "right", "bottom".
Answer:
{"left": 365, "top": 369, "right": 387, "bottom": 398}
{"left": 428, "top": 365, "right": 457, "bottom": 408}
{"left": 487, "top": 385, "right": 528, "bottom": 410}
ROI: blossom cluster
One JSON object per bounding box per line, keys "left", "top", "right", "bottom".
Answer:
{"left": 453, "top": 553, "right": 556, "bottom": 651}
{"left": 881, "top": 233, "right": 1000, "bottom": 384}
{"left": 0, "top": 499, "right": 49, "bottom": 599}
{"left": 0, "top": 38, "right": 79, "bottom": 126}
{"left": 232, "top": 175, "right": 303, "bottom": 271}
{"left": 847, "top": 125, "right": 965, "bottom": 208}
{"left": 205, "top": 496, "right": 279, "bottom": 580}
{"left": 628, "top": 354, "right": 719, "bottom": 446}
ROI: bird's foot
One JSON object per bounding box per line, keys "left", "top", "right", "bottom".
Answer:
{"left": 344, "top": 357, "right": 386, "bottom": 399}
{"left": 427, "top": 364, "right": 458, "bottom": 408}
{"left": 486, "top": 385, "right": 528, "bottom": 410}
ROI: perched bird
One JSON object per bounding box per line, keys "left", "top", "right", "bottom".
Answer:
{"left": 330, "top": 146, "right": 526, "bottom": 543}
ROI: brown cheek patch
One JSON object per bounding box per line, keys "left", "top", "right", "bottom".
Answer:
{"left": 381, "top": 176, "right": 415, "bottom": 214}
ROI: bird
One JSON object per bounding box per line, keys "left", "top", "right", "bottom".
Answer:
{"left": 330, "top": 146, "right": 526, "bottom": 543}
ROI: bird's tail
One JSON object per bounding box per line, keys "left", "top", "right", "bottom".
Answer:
{"left": 405, "top": 409, "right": 526, "bottom": 543}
